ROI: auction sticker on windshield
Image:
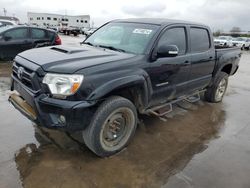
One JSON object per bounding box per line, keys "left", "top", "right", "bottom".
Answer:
{"left": 133, "top": 29, "right": 152, "bottom": 35}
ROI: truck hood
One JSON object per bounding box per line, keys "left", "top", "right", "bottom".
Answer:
{"left": 17, "top": 45, "right": 137, "bottom": 74}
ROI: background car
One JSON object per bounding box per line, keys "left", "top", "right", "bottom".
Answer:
{"left": 81, "top": 27, "right": 90, "bottom": 35}
{"left": 0, "top": 25, "right": 61, "bottom": 60}
{"left": 85, "top": 28, "right": 97, "bottom": 36}
{"left": 0, "top": 19, "right": 17, "bottom": 27}
{"left": 232, "top": 37, "right": 250, "bottom": 50}
{"left": 245, "top": 38, "right": 250, "bottom": 50}
{"left": 214, "top": 36, "right": 233, "bottom": 47}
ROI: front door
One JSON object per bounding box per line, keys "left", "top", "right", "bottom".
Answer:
{"left": 0, "top": 27, "right": 31, "bottom": 60}
{"left": 147, "top": 26, "right": 191, "bottom": 106}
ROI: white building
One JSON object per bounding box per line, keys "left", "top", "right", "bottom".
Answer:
{"left": 27, "top": 12, "right": 90, "bottom": 28}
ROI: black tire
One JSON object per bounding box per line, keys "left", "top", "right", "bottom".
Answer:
{"left": 205, "top": 72, "right": 229, "bottom": 103}
{"left": 241, "top": 45, "right": 245, "bottom": 50}
{"left": 83, "top": 96, "right": 138, "bottom": 157}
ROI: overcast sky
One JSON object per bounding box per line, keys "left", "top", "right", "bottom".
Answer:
{"left": 1, "top": 0, "right": 250, "bottom": 31}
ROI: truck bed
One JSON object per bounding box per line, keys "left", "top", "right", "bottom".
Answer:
{"left": 215, "top": 46, "right": 241, "bottom": 75}
{"left": 215, "top": 46, "right": 241, "bottom": 59}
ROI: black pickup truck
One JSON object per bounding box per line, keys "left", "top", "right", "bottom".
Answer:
{"left": 9, "top": 18, "right": 241, "bottom": 157}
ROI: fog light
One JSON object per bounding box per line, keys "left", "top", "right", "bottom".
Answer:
{"left": 58, "top": 115, "right": 66, "bottom": 124}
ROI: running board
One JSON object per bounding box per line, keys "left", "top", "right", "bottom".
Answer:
{"left": 144, "top": 90, "right": 205, "bottom": 118}
{"left": 185, "top": 93, "right": 201, "bottom": 103}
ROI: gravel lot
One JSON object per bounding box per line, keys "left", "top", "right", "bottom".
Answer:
{"left": 0, "top": 35, "right": 250, "bottom": 188}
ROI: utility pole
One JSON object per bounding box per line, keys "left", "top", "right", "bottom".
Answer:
{"left": 3, "top": 8, "right": 7, "bottom": 16}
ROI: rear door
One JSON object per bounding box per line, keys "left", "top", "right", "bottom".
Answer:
{"left": 148, "top": 26, "right": 191, "bottom": 105}
{"left": 188, "top": 27, "right": 215, "bottom": 92}
{"left": 0, "top": 27, "right": 31, "bottom": 59}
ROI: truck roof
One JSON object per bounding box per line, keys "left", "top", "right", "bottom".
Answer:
{"left": 112, "top": 18, "right": 207, "bottom": 27}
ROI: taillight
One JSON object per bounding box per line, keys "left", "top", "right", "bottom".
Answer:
{"left": 55, "top": 35, "right": 62, "bottom": 45}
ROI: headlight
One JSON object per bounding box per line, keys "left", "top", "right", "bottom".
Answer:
{"left": 42, "top": 73, "right": 84, "bottom": 96}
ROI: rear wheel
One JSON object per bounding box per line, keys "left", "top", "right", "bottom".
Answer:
{"left": 205, "top": 72, "right": 228, "bottom": 103}
{"left": 83, "top": 96, "right": 137, "bottom": 157}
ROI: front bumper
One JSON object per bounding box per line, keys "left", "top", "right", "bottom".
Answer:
{"left": 9, "top": 76, "right": 96, "bottom": 132}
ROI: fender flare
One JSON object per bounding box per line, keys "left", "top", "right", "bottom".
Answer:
{"left": 87, "top": 75, "right": 150, "bottom": 107}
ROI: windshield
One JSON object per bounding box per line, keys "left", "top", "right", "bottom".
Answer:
{"left": 84, "top": 22, "right": 159, "bottom": 54}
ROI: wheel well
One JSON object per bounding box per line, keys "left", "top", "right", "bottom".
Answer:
{"left": 102, "top": 85, "right": 146, "bottom": 112}
{"left": 221, "top": 64, "right": 232, "bottom": 75}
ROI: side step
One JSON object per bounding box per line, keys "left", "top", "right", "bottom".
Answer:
{"left": 185, "top": 93, "right": 201, "bottom": 103}
{"left": 144, "top": 90, "right": 205, "bottom": 118}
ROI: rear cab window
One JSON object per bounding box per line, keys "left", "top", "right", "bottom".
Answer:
{"left": 190, "top": 27, "right": 211, "bottom": 52}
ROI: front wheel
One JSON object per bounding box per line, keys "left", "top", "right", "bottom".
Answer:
{"left": 205, "top": 72, "right": 229, "bottom": 103}
{"left": 83, "top": 96, "right": 138, "bottom": 157}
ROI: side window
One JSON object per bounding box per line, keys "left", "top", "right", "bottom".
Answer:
{"left": 48, "top": 31, "right": 55, "bottom": 40}
{"left": 4, "top": 28, "right": 28, "bottom": 39}
{"left": 158, "top": 27, "right": 187, "bottom": 55}
{"left": 31, "top": 28, "right": 46, "bottom": 39}
{"left": 190, "top": 28, "right": 210, "bottom": 52}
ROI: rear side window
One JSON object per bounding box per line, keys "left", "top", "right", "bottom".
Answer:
{"left": 31, "top": 28, "right": 46, "bottom": 39}
{"left": 158, "top": 27, "right": 187, "bottom": 55}
{"left": 4, "top": 28, "right": 28, "bottom": 39}
{"left": 190, "top": 27, "right": 210, "bottom": 52}
{"left": 47, "top": 31, "right": 55, "bottom": 40}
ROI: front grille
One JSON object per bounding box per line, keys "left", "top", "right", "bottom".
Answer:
{"left": 12, "top": 62, "right": 34, "bottom": 90}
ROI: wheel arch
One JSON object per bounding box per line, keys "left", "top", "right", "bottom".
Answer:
{"left": 221, "top": 64, "right": 232, "bottom": 75}
{"left": 87, "top": 75, "right": 150, "bottom": 112}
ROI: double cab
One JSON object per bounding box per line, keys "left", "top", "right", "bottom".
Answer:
{"left": 9, "top": 18, "right": 241, "bottom": 157}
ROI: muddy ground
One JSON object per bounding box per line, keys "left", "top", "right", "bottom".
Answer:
{"left": 0, "top": 35, "right": 250, "bottom": 188}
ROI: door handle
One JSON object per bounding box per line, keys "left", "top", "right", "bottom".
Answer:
{"left": 183, "top": 61, "right": 191, "bottom": 65}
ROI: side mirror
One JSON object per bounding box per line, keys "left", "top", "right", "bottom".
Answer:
{"left": 157, "top": 44, "right": 179, "bottom": 58}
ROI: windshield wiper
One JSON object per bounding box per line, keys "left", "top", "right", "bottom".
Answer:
{"left": 98, "top": 45, "right": 126, "bottom": 53}
{"left": 81, "top": 42, "right": 94, "bottom": 46}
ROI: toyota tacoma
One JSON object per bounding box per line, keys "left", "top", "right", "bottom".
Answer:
{"left": 9, "top": 18, "right": 241, "bottom": 157}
